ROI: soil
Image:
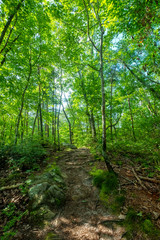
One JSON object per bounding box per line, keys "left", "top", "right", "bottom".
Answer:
{"left": 0, "top": 147, "right": 160, "bottom": 240}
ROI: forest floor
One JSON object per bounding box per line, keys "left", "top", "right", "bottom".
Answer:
{"left": 0, "top": 147, "right": 160, "bottom": 239}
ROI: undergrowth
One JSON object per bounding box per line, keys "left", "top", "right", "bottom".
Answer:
{"left": 123, "top": 208, "right": 160, "bottom": 240}
{"left": 90, "top": 168, "right": 124, "bottom": 213}
{"left": 0, "top": 139, "right": 48, "bottom": 172}
{"left": 90, "top": 168, "right": 160, "bottom": 239}
{"left": 1, "top": 202, "right": 28, "bottom": 240}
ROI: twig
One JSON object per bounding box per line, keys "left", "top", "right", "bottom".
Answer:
{"left": 0, "top": 183, "right": 24, "bottom": 191}
{"left": 131, "top": 167, "right": 147, "bottom": 190}
{"left": 139, "top": 176, "right": 160, "bottom": 184}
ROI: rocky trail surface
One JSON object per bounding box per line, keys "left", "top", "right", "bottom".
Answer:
{"left": 39, "top": 148, "right": 126, "bottom": 240}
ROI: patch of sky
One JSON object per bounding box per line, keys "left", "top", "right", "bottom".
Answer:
{"left": 110, "top": 33, "right": 123, "bottom": 50}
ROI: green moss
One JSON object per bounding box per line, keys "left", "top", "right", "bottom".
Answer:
{"left": 90, "top": 169, "right": 118, "bottom": 193}
{"left": 111, "top": 195, "right": 125, "bottom": 213}
{"left": 142, "top": 219, "right": 160, "bottom": 238}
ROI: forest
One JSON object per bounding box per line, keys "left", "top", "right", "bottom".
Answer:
{"left": 0, "top": 0, "right": 160, "bottom": 239}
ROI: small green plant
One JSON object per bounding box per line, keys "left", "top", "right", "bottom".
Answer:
{"left": 2, "top": 203, "right": 28, "bottom": 240}
{"left": 123, "top": 208, "right": 160, "bottom": 240}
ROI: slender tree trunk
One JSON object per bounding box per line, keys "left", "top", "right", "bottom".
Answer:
{"left": 90, "top": 110, "right": 96, "bottom": 140}
{"left": 38, "top": 67, "right": 43, "bottom": 141}
{"left": 62, "top": 104, "right": 73, "bottom": 144}
{"left": 38, "top": 117, "right": 40, "bottom": 135}
{"left": 83, "top": 0, "right": 114, "bottom": 172}
{"left": 45, "top": 101, "right": 49, "bottom": 138}
{"left": 128, "top": 98, "right": 136, "bottom": 141}
{"left": 32, "top": 104, "right": 39, "bottom": 136}
{"left": 21, "top": 117, "right": 24, "bottom": 142}
{"left": 39, "top": 97, "right": 43, "bottom": 140}
{"left": 110, "top": 78, "right": 113, "bottom": 141}
{"left": 25, "top": 111, "right": 28, "bottom": 136}
{"left": 57, "top": 105, "right": 61, "bottom": 150}
{"left": 99, "top": 27, "right": 114, "bottom": 172}
{"left": 14, "top": 57, "right": 32, "bottom": 144}
{"left": 57, "top": 86, "right": 63, "bottom": 151}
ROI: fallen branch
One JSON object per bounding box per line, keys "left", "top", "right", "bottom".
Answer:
{"left": 0, "top": 183, "right": 24, "bottom": 191}
{"left": 131, "top": 167, "right": 147, "bottom": 190}
{"left": 139, "top": 176, "right": 160, "bottom": 184}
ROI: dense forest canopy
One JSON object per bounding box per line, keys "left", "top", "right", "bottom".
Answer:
{"left": 0, "top": 0, "right": 159, "bottom": 170}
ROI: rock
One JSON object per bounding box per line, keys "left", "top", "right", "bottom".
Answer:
{"left": 118, "top": 214, "right": 126, "bottom": 220}
{"left": 28, "top": 169, "right": 66, "bottom": 211}
{"left": 28, "top": 182, "right": 50, "bottom": 209}
{"left": 38, "top": 206, "right": 56, "bottom": 221}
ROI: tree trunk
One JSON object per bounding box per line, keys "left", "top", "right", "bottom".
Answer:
{"left": 62, "top": 104, "right": 73, "bottom": 144}
{"left": 14, "top": 57, "right": 32, "bottom": 144}
{"left": 110, "top": 77, "right": 113, "bottom": 141}
{"left": 83, "top": 0, "right": 114, "bottom": 172}
{"left": 32, "top": 104, "right": 39, "bottom": 136}
{"left": 90, "top": 110, "right": 96, "bottom": 140}
{"left": 20, "top": 117, "right": 24, "bottom": 142}
{"left": 45, "top": 101, "right": 49, "bottom": 138}
{"left": 39, "top": 98, "right": 43, "bottom": 140}
{"left": 128, "top": 98, "right": 136, "bottom": 141}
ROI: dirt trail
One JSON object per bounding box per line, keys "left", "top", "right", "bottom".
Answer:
{"left": 43, "top": 148, "right": 126, "bottom": 240}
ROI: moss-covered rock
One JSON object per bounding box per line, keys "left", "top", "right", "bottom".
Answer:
{"left": 28, "top": 169, "right": 66, "bottom": 214}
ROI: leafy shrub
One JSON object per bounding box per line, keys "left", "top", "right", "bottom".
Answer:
{"left": 0, "top": 139, "right": 47, "bottom": 171}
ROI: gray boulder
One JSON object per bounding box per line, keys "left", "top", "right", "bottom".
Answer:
{"left": 28, "top": 169, "right": 66, "bottom": 211}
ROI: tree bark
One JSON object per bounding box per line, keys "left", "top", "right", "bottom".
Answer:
{"left": 39, "top": 88, "right": 43, "bottom": 140}
{"left": 32, "top": 104, "right": 40, "bottom": 136}
{"left": 83, "top": 0, "right": 114, "bottom": 172}
{"left": 128, "top": 98, "right": 136, "bottom": 141}
{"left": 110, "top": 77, "right": 113, "bottom": 141}
{"left": 62, "top": 104, "right": 73, "bottom": 144}
{"left": 14, "top": 56, "right": 32, "bottom": 144}
{"left": 45, "top": 101, "right": 49, "bottom": 138}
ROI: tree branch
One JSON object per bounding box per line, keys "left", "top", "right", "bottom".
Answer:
{"left": 0, "top": 0, "right": 24, "bottom": 46}
{"left": 82, "top": 0, "right": 100, "bottom": 52}
{"left": 121, "top": 59, "right": 160, "bottom": 100}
